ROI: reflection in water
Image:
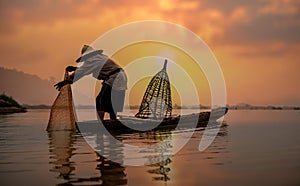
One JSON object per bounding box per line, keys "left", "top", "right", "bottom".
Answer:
{"left": 147, "top": 157, "right": 172, "bottom": 182}
{"left": 146, "top": 125, "right": 228, "bottom": 183}
{"left": 96, "top": 154, "right": 127, "bottom": 185}
{"left": 145, "top": 130, "right": 173, "bottom": 183}
{"left": 48, "top": 131, "right": 76, "bottom": 179}
{"left": 94, "top": 131, "right": 127, "bottom": 185}
{"left": 48, "top": 122, "right": 228, "bottom": 185}
{"left": 48, "top": 130, "right": 127, "bottom": 185}
{"left": 203, "top": 124, "right": 229, "bottom": 162}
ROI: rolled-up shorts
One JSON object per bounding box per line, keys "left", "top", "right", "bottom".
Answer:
{"left": 96, "top": 83, "right": 125, "bottom": 113}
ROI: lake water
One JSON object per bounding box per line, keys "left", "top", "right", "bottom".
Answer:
{"left": 0, "top": 109, "right": 299, "bottom": 185}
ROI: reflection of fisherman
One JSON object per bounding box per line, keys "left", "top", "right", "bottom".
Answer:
{"left": 54, "top": 45, "right": 127, "bottom": 121}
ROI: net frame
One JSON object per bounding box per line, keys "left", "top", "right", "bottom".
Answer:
{"left": 135, "top": 60, "right": 172, "bottom": 119}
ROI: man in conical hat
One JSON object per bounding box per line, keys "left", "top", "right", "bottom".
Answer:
{"left": 55, "top": 45, "right": 127, "bottom": 121}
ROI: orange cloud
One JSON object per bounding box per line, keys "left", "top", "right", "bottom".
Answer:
{"left": 158, "top": 0, "right": 200, "bottom": 11}
{"left": 259, "top": 0, "right": 299, "bottom": 15}
{"left": 0, "top": 0, "right": 300, "bottom": 105}
{"left": 230, "top": 7, "right": 251, "bottom": 24}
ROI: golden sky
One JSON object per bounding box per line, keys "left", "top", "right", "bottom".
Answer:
{"left": 0, "top": 0, "right": 299, "bottom": 106}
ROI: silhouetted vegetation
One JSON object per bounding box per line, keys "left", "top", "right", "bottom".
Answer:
{"left": 0, "top": 93, "right": 27, "bottom": 114}
{"left": 0, "top": 93, "right": 21, "bottom": 107}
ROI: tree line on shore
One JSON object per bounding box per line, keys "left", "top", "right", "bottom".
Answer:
{"left": 1, "top": 93, "right": 299, "bottom": 114}
{"left": 0, "top": 93, "right": 27, "bottom": 114}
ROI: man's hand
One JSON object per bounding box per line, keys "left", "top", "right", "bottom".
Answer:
{"left": 54, "top": 80, "right": 70, "bottom": 91}
{"left": 66, "top": 66, "right": 77, "bottom": 72}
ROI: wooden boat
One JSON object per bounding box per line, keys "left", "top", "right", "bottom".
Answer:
{"left": 76, "top": 107, "right": 228, "bottom": 134}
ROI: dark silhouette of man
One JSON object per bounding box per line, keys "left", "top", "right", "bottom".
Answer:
{"left": 55, "top": 45, "right": 127, "bottom": 121}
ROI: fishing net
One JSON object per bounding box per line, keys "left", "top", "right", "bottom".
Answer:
{"left": 135, "top": 60, "right": 172, "bottom": 119}
{"left": 47, "top": 71, "right": 77, "bottom": 131}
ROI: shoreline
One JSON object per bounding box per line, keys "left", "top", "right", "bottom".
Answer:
{"left": 0, "top": 107, "right": 27, "bottom": 114}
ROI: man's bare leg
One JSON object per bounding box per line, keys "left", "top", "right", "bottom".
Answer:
{"left": 97, "top": 110, "right": 105, "bottom": 122}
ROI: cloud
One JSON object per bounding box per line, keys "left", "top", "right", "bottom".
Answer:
{"left": 221, "top": 13, "right": 300, "bottom": 45}
{"left": 1, "top": 0, "right": 299, "bottom": 45}
{"left": 259, "top": 0, "right": 299, "bottom": 15}
{"left": 157, "top": 0, "right": 200, "bottom": 11}
{"left": 229, "top": 7, "right": 251, "bottom": 24}
{"left": 199, "top": 0, "right": 259, "bottom": 14}
{"left": 172, "top": 0, "right": 300, "bottom": 45}
{"left": 0, "top": 0, "right": 169, "bottom": 79}
{"left": 0, "top": 0, "right": 299, "bottom": 106}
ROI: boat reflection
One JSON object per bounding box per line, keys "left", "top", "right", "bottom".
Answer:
{"left": 147, "top": 157, "right": 172, "bottom": 182}
{"left": 145, "top": 123, "right": 229, "bottom": 184}
{"left": 47, "top": 121, "right": 228, "bottom": 185}
{"left": 142, "top": 130, "right": 173, "bottom": 183}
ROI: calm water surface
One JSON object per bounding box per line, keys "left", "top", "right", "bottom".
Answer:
{"left": 0, "top": 109, "right": 299, "bottom": 185}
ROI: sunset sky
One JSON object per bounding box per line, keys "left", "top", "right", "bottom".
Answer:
{"left": 0, "top": 0, "right": 299, "bottom": 106}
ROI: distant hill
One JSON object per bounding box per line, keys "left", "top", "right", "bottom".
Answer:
{"left": 0, "top": 67, "right": 57, "bottom": 105}
{"left": 227, "top": 103, "right": 300, "bottom": 110}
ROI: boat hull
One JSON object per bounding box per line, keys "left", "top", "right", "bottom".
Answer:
{"left": 76, "top": 107, "right": 228, "bottom": 134}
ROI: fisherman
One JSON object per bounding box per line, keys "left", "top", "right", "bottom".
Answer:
{"left": 54, "top": 45, "right": 127, "bottom": 121}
